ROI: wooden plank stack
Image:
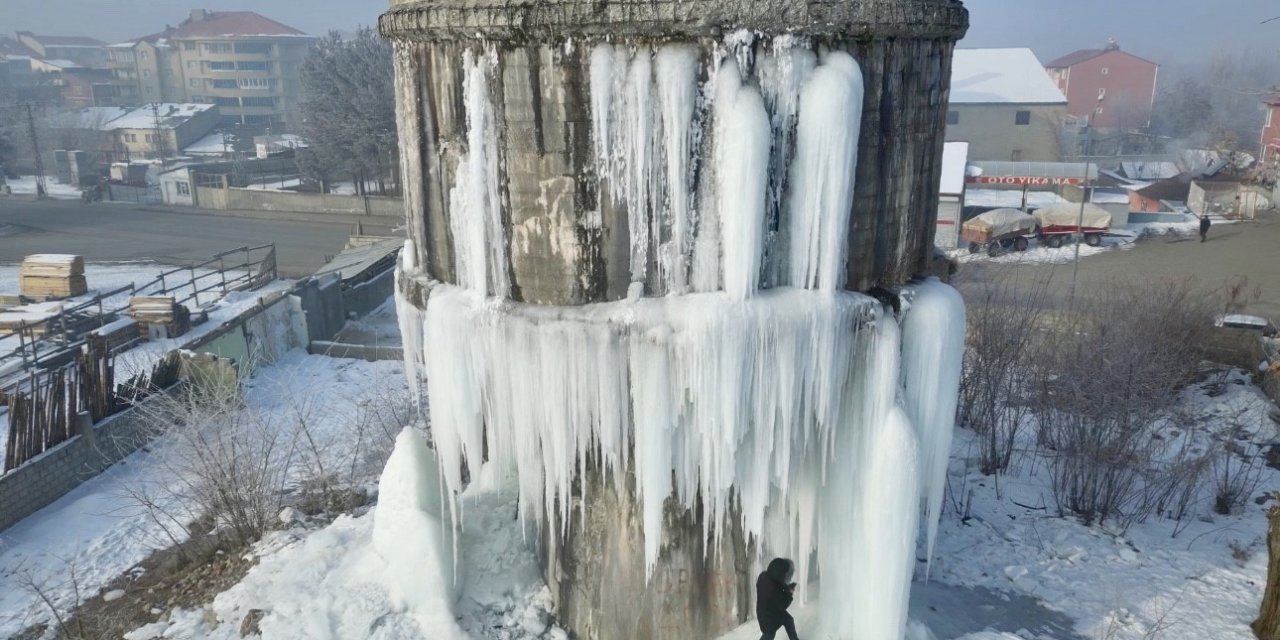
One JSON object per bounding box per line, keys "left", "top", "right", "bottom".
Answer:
{"left": 128, "top": 296, "right": 191, "bottom": 339}
{"left": 20, "top": 254, "right": 87, "bottom": 300}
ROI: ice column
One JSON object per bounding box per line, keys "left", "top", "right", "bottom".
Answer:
{"left": 451, "top": 50, "right": 510, "bottom": 298}
{"left": 900, "top": 278, "right": 967, "bottom": 569}
{"left": 713, "top": 58, "right": 771, "bottom": 300}
{"left": 787, "top": 52, "right": 864, "bottom": 293}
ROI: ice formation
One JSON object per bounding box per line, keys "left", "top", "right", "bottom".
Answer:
{"left": 372, "top": 428, "right": 461, "bottom": 632}
{"left": 397, "top": 37, "right": 967, "bottom": 640}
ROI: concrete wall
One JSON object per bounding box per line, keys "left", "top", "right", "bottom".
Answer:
{"left": 0, "top": 395, "right": 164, "bottom": 531}
{"left": 343, "top": 268, "right": 396, "bottom": 319}
{"left": 193, "top": 185, "right": 402, "bottom": 217}
{"left": 945, "top": 103, "right": 1066, "bottom": 162}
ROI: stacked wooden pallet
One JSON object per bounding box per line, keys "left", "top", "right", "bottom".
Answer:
{"left": 20, "top": 254, "right": 87, "bottom": 299}
{"left": 128, "top": 296, "right": 191, "bottom": 339}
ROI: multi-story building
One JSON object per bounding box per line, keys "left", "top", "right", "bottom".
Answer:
{"left": 50, "top": 103, "right": 221, "bottom": 163}
{"left": 1044, "top": 40, "right": 1160, "bottom": 131}
{"left": 14, "top": 32, "right": 107, "bottom": 67}
{"left": 946, "top": 48, "right": 1069, "bottom": 163}
{"left": 105, "top": 10, "right": 315, "bottom": 129}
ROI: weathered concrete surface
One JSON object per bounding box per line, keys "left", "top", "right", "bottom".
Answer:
{"left": 543, "top": 465, "right": 752, "bottom": 640}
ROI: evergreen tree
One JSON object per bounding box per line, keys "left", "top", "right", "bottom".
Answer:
{"left": 298, "top": 28, "right": 398, "bottom": 195}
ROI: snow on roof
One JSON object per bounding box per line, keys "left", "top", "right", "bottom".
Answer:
{"left": 1119, "top": 161, "right": 1179, "bottom": 180}
{"left": 51, "top": 106, "right": 132, "bottom": 130}
{"left": 1089, "top": 189, "right": 1132, "bottom": 205}
{"left": 940, "top": 142, "right": 969, "bottom": 195}
{"left": 108, "top": 103, "right": 216, "bottom": 130}
{"left": 183, "top": 131, "right": 236, "bottom": 155}
{"left": 950, "top": 48, "right": 1068, "bottom": 105}
{"left": 964, "top": 189, "right": 1069, "bottom": 210}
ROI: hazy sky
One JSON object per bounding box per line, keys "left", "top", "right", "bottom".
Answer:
{"left": 6, "top": 0, "right": 1280, "bottom": 66}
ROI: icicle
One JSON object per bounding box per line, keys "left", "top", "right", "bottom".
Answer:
{"left": 713, "top": 58, "right": 770, "bottom": 301}
{"left": 900, "top": 278, "right": 966, "bottom": 573}
{"left": 451, "top": 49, "right": 510, "bottom": 298}
{"left": 654, "top": 46, "right": 699, "bottom": 295}
{"left": 787, "top": 51, "right": 864, "bottom": 292}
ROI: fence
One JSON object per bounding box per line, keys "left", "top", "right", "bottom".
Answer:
{"left": 0, "top": 244, "right": 276, "bottom": 380}
{"left": 107, "top": 184, "right": 163, "bottom": 205}
{"left": 3, "top": 336, "right": 179, "bottom": 471}
{"left": 192, "top": 184, "right": 402, "bottom": 217}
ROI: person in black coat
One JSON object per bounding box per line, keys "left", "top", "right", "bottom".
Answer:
{"left": 756, "top": 557, "right": 800, "bottom": 640}
{"left": 1200, "top": 214, "right": 1211, "bottom": 242}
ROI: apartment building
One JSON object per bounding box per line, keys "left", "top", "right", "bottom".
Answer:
{"left": 106, "top": 10, "right": 315, "bottom": 129}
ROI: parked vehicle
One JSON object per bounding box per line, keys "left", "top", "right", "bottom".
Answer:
{"left": 1032, "top": 204, "right": 1114, "bottom": 248}
{"left": 961, "top": 208, "right": 1038, "bottom": 256}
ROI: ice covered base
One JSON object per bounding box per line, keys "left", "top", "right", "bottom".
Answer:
{"left": 396, "top": 271, "right": 965, "bottom": 640}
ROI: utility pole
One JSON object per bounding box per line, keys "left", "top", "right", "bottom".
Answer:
{"left": 151, "top": 103, "right": 167, "bottom": 171}
{"left": 24, "top": 103, "right": 46, "bottom": 199}
{"left": 1068, "top": 96, "right": 1105, "bottom": 305}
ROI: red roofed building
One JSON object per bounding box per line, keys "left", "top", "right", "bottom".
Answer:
{"left": 105, "top": 10, "right": 315, "bottom": 128}
{"left": 1044, "top": 39, "right": 1159, "bottom": 131}
{"left": 1261, "top": 97, "right": 1280, "bottom": 163}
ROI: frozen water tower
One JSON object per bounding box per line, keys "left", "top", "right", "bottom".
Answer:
{"left": 381, "top": 0, "right": 970, "bottom": 638}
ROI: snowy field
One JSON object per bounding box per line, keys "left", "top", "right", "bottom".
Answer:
{"left": 3, "top": 176, "right": 83, "bottom": 200}
{"left": 0, "top": 351, "right": 410, "bottom": 638}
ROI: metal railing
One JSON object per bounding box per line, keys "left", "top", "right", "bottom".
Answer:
{"left": 0, "top": 244, "right": 276, "bottom": 378}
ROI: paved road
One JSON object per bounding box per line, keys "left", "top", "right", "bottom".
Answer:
{"left": 958, "top": 208, "right": 1280, "bottom": 320}
{"left": 0, "top": 197, "right": 401, "bottom": 277}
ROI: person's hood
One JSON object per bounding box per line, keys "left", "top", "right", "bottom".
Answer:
{"left": 765, "top": 557, "right": 793, "bottom": 583}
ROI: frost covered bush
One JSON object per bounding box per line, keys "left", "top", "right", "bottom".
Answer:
{"left": 1030, "top": 278, "right": 1217, "bottom": 528}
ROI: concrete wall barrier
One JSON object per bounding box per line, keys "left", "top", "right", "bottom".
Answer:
{"left": 0, "top": 393, "right": 168, "bottom": 531}
{"left": 193, "top": 186, "right": 402, "bottom": 217}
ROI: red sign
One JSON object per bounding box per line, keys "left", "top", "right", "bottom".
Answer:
{"left": 965, "top": 175, "right": 1084, "bottom": 187}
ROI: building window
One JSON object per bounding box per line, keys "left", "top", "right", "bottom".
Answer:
{"left": 145, "top": 134, "right": 153, "bottom": 143}
{"left": 1101, "top": 67, "right": 1109, "bottom": 75}
{"left": 237, "top": 61, "right": 270, "bottom": 72}
{"left": 127, "top": 133, "right": 137, "bottom": 142}
{"left": 142, "top": 69, "right": 151, "bottom": 78}
{"left": 946, "top": 110, "right": 959, "bottom": 125}
{"left": 1011, "top": 150, "right": 1023, "bottom": 161}
{"left": 239, "top": 78, "right": 271, "bottom": 89}
{"left": 183, "top": 42, "right": 195, "bottom": 51}
{"left": 241, "top": 96, "right": 276, "bottom": 108}
{"left": 140, "top": 50, "right": 148, "bottom": 60}
{"left": 177, "top": 181, "right": 190, "bottom": 195}
{"left": 144, "top": 87, "right": 153, "bottom": 95}
{"left": 234, "top": 42, "right": 272, "bottom": 55}
{"left": 210, "top": 79, "right": 238, "bottom": 89}
{"left": 206, "top": 61, "right": 235, "bottom": 71}
{"left": 203, "top": 42, "right": 233, "bottom": 54}
{"left": 1015, "top": 110, "right": 1031, "bottom": 126}
{"left": 189, "top": 78, "right": 199, "bottom": 87}
{"left": 214, "top": 97, "right": 241, "bottom": 107}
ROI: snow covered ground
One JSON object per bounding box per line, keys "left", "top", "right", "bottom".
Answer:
{"left": 929, "top": 368, "right": 1278, "bottom": 639}
{"left": 3, "top": 176, "right": 83, "bottom": 200}
{"left": 0, "top": 351, "right": 409, "bottom": 638}
{"left": 114, "top": 364, "right": 1279, "bottom": 640}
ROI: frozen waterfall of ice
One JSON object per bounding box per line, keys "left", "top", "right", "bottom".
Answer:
{"left": 395, "top": 36, "right": 967, "bottom": 640}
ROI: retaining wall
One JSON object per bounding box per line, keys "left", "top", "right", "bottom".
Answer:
{"left": 0, "top": 394, "right": 165, "bottom": 531}
{"left": 194, "top": 186, "right": 401, "bottom": 217}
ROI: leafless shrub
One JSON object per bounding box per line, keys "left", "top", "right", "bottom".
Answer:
{"left": 1032, "top": 277, "right": 1219, "bottom": 529}
{"left": 957, "top": 268, "right": 1054, "bottom": 474}
{"left": 1213, "top": 440, "right": 1268, "bottom": 516}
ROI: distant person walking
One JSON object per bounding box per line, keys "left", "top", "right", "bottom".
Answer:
{"left": 756, "top": 557, "right": 801, "bottom": 640}
{"left": 1199, "top": 214, "right": 1212, "bottom": 243}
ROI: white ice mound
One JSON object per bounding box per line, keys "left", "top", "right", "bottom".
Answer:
{"left": 373, "top": 427, "right": 462, "bottom": 633}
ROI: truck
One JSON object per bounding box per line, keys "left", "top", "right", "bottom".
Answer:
{"left": 1032, "top": 204, "right": 1114, "bottom": 248}
{"left": 961, "top": 208, "right": 1039, "bottom": 256}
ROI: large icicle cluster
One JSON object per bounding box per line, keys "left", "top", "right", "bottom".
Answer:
{"left": 397, "top": 35, "right": 967, "bottom": 640}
